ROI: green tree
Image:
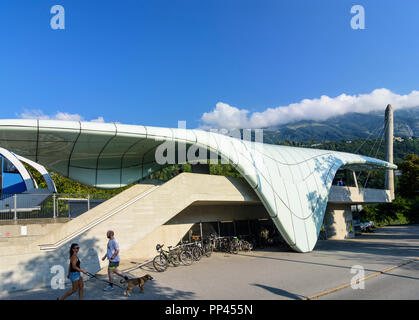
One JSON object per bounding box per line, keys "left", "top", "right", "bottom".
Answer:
{"left": 406, "top": 197, "right": 419, "bottom": 224}
{"left": 398, "top": 154, "right": 419, "bottom": 199}
{"left": 361, "top": 198, "right": 411, "bottom": 226}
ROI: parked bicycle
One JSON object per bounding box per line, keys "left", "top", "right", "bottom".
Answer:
{"left": 192, "top": 239, "right": 212, "bottom": 258}
{"left": 153, "top": 244, "right": 192, "bottom": 272}
{"left": 237, "top": 238, "right": 253, "bottom": 251}
{"left": 179, "top": 241, "right": 203, "bottom": 261}
{"left": 207, "top": 235, "right": 253, "bottom": 253}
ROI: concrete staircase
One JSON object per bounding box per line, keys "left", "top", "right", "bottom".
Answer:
{"left": 0, "top": 173, "right": 259, "bottom": 293}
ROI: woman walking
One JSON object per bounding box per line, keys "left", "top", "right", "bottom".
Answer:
{"left": 58, "top": 243, "right": 88, "bottom": 300}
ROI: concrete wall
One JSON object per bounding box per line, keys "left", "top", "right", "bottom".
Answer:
{"left": 326, "top": 185, "right": 392, "bottom": 240}
{"left": 0, "top": 219, "right": 69, "bottom": 247}
{"left": 0, "top": 173, "right": 262, "bottom": 294}
{"left": 0, "top": 219, "right": 68, "bottom": 237}
{"left": 323, "top": 203, "right": 354, "bottom": 240}
{"left": 123, "top": 203, "right": 268, "bottom": 262}
{"left": 328, "top": 186, "right": 392, "bottom": 204}
{"left": 121, "top": 223, "right": 195, "bottom": 266}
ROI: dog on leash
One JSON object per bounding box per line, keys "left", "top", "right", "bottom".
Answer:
{"left": 120, "top": 274, "right": 153, "bottom": 296}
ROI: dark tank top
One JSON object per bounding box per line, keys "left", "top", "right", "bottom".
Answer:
{"left": 69, "top": 256, "right": 81, "bottom": 272}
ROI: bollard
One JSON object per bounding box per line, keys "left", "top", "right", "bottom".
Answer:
{"left": 53, "top": 193, "right": 56, "bottom": 219}
{"left": 199, "top": 221, "right": 203, "bottom": 245}
{"left": 13, "top": 194, "right": 17, "bottom": 220}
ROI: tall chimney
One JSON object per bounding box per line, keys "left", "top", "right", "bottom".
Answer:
{"left": 384, "top": 104, "right": 395, "bottom": 200}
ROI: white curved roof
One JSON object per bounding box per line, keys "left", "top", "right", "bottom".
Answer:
{"left": 0, "top": 119, "right": 396, "bottom": 252}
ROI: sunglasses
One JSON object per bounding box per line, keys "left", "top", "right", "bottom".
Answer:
{"left": 74, "top": 247, "right": 80, "bottom": 250}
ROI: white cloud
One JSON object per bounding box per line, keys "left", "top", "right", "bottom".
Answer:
{"left": 19, "top": 109, "right": 51, "bottom": 120}
{"left": 90, "top": 116, "right": 105, "bottom": 123}
{"left": 18, "top": 109, "right": 105, "bottom": 123}
{"left": 201, "top": 102, "right": 251, "bottom": 129}
{"left": 200, "top": 88, "right": 419, "bottom": 129}
{"left": 53, "top": 112, "right": 83, "bottom": 122}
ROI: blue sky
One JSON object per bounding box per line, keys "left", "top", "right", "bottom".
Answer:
{"left": 0, "top": 0, "right": 418, "bottom": 128}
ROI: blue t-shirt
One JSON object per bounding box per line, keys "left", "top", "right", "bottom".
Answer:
{"left": 106, "top": 238, "right": 120, "bottom": 262}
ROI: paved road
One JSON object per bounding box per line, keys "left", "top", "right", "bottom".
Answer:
{"left": 1, "top": 225, "right": 418, "bottom": 300}
{"left": 317, "top": 260, "right": 419, "bottom": 299}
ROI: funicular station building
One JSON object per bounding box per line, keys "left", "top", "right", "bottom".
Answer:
{"left": 0, "top": 106, "right": 396, "bottom": 292}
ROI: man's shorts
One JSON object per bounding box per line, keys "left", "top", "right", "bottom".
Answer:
{"left": 69, "top": 271, "right": 81, "bottom": 282}
{"left": 108, "top": 261, "right": 120, "bottom": 269}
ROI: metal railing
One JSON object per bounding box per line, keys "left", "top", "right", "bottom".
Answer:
{"left": 0, "top": 193, "right": 114, "bottom": 220}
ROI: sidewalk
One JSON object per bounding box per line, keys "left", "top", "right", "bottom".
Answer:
{"left": 1, "top": 225, "right": 418, "bottom": 300}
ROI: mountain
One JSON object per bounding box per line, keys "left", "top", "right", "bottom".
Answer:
{"left": 263, "top": 106, "right": 419, "bottom": 143}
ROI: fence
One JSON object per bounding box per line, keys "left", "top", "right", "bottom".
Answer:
{"left": 0, "top": 193, "right": 114, "bottom": 220}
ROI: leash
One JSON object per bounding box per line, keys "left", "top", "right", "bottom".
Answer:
{"left": 85, "top": 271, "right": 126, "bottom": 290}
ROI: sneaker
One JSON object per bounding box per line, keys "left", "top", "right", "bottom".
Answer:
{"left": 104, "top": 285, "right": 114, "bottom": 291}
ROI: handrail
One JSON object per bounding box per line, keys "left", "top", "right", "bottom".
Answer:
{"left": 39, "top": 185, "right": 160, "bottom": 251}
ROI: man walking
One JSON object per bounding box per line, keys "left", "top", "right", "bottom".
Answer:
{"left": 102, "top": 230, "right": 128, "bottom": 291}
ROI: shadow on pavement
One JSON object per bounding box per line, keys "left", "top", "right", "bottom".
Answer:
{"left": 236, "top": 227, "right": 419, "bottom": 274}
{"left": 251, "top": 283, "right": 305, "bottom": 300}
{"left": 4, "top": 272, "right": 197, "bottom": 300}
{"left": 236, "top": 252, "right": 382, "bottom": 273}
{"left": 138, "top": 261, "right": 159, "bottom": 273}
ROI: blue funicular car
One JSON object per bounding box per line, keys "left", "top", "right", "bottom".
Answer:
{"left": 0, "top": 147, "right": 56, "bottom": 215}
